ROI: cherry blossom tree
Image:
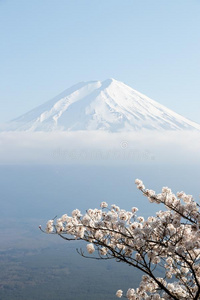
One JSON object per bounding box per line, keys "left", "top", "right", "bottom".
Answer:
{"left": 41, "top": 179, "right": 200, "bottom": 300}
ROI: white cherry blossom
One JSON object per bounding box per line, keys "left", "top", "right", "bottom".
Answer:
{"left": 42, "top": 178, "right": 200, "bottom": 300}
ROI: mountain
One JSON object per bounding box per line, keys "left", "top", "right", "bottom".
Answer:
{"left": 6, "top": 78, "right": 200, "bottom": 132}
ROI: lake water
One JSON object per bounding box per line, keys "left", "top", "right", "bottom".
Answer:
{"left": 0, "top": 163, "right": 200, "bottom": 299}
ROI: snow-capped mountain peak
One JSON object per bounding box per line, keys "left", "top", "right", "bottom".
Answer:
{"left": 6, "top": 79, "right": 200, "bottom": 132}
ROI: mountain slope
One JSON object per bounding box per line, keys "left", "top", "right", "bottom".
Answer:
{"left": 7, "top": 79, "right": 200, "bottom": 132}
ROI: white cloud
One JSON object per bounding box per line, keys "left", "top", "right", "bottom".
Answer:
{"left": 0, "top": 130, "right": 200, "bottom": 165}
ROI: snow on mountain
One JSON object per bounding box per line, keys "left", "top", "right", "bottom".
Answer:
{"left": 6, "top": 79, "right": 200, "bottom": 132}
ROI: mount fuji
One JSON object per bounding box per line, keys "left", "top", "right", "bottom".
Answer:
{"left": 6, "top": 79, "right": 200, "bottom": 132}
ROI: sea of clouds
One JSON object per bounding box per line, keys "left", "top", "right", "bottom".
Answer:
{"left": 0, "top": 130, "right": 200, "bottom": 165}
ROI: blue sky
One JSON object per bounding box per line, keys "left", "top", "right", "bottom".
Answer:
{"left": 0, "top": 0, "right": 200, "bottom": 123}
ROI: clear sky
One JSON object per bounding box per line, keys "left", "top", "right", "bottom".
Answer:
{"left": 0, "top": 0, "right": 200, "bottom": 123}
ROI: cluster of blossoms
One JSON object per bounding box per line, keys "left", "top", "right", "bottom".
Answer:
{"left": 43, "top": 179, "right": 200, "bottom": 300}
